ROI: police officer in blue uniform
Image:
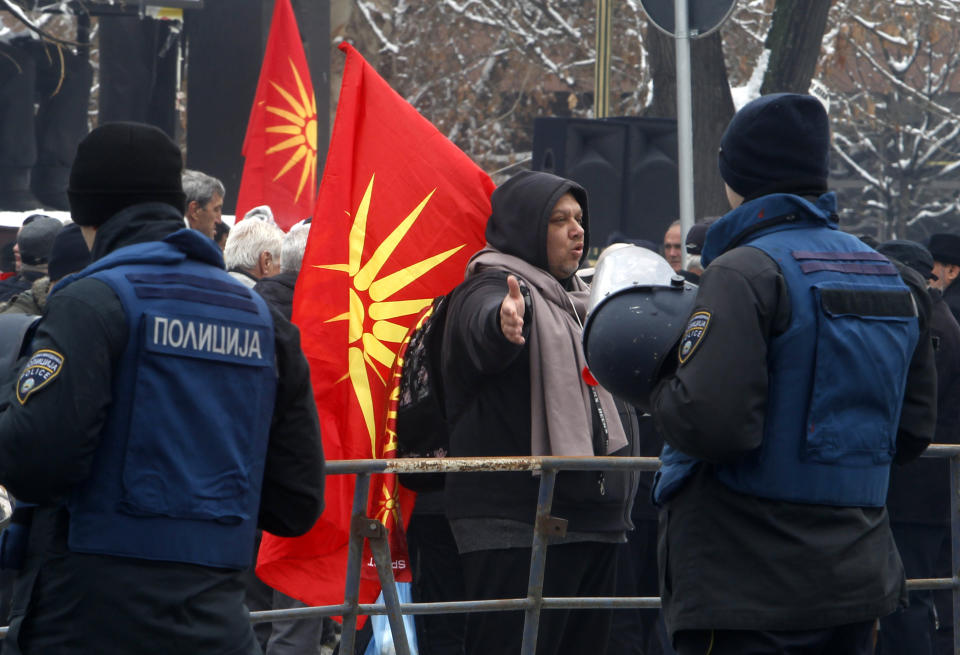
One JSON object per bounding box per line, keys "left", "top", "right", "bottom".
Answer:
{"left": 649, "top": 94, "right": 937, "bottom": 655}
{"left": 0, "top": 122, "right": 325, "bottom": 654}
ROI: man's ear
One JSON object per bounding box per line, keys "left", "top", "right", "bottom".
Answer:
{"left": 949, "top": 264, "right": 960, "bottom": 284}
{"left": 186, "top": 200, "right": 199, "bottom": 218}
{"left": 258, "top": 251, "right": 272, "bottom": 277}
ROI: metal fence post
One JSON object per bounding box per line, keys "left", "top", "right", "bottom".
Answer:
{"left": 520, "top": 467, "right": 567, "bottom": 654}
{"left": 363, "top": 517, "right": 412, "bottom": 655}
{"left": 340, "top": 472, "right": 372, "bottom": 655}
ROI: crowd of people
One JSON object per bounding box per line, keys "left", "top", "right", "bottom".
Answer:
{"left": 0, "top": 91, "right": 956, "bottom": 655}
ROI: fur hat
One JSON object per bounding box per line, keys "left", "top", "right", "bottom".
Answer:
{"left": 719, "top": 93, "right": 830, "bottom": 201}
{"left": 928, "top": 233, "right": 960, "bottom": 267}
{"left": 68, "top": 122, "right": 186, "bottom": 227}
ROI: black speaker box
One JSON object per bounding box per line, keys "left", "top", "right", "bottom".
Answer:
{"left": 533, "top": 117, "right": 678, "bottom": 253}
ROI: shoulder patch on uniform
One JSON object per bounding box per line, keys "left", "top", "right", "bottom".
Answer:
{"left": 16, "top": 349, "right": 64, "bottom": 405}
{"left": 678, "top": 311, "right": 711, "bottom": 366}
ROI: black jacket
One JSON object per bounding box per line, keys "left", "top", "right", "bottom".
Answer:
{"left": 254, "top": 270, "right": 298, "bottom": 321}
{"left": 887, "top": 287, "right": 960, "bottom": 525}
{"left": 0, "top": 205, "right": 325, "bottom": 654}
{"left": 944, "top": 278, "right": 960, "bottom": 325}
{"left": 442, "top": 172, "right": 637, "bottom": 545}
{"left": 651, "top": 217, "right": 937, "bottom": 636}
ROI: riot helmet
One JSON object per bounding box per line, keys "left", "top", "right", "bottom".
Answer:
{"left": 582, "top": 245, "right": 697, "bottom": 411}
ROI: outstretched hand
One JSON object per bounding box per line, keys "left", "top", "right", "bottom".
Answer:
{"left": 500, "top": 275, "right": 526, "bottom": 345}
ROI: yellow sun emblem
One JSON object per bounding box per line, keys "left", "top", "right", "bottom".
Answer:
{"left": 374, "top": 482, "right": 401, "bottom": 528}
{"left": 265, "top": 57, "right": 318, "bottom": 203}
{"left": 318, "top": 174, "right": 465, "bottom": 454}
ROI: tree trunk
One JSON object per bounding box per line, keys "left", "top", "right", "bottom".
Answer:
{"left": 644, "top": 26, "right": 735, "bottom": 219}
{"left": 760, "top": 0, "right": 833, "bottom": 94}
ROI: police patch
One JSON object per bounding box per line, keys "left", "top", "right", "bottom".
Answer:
{"left": 16, "top": 349, "right": 64, "bottom": 405}
{"left": 678, "top": 311, "right": 711, "bottom": 366}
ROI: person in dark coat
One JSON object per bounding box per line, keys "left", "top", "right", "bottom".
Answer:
{"left": 442, "top": 170, "right": 639, "bottom": 655}
{"left": 929, "top": 232, "right": 960, "bottom": 325}
{"left": 877, "top": 240, "right": 960, "bottom": 655}
{"left": 0, "top": 123, "right": 325, "bottom": 654}
{"left": 650, "top": 94, "right": 937, "bottom": 655}
{"left": 253, "top": 220, "right": 310, "bottom": 322}
{"left": 251, "top": 217, "right": 332, "bottom": 655}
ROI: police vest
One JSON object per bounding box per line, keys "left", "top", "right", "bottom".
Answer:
{"left": 655, "top": 194, "right": 919, "bottom": 507}
{"left": 61, "top": 229, "right": 277, "bottom": 569}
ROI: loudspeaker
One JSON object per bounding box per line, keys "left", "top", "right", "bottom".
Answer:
{"left": 533, "top": 117, "right": 678, "bottom": 254}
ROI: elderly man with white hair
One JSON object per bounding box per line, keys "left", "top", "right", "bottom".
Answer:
{"left": 253, "top": 220, "right": 310, "bottom": 321}
{"left": 223, "top": 215, "right": 284, "bottom": 288}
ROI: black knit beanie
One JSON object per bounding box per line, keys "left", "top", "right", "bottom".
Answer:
{"left": 48, "top": 223, "right": 92, "bottom": 282}
{"left": 68, "top": 122, "right": 186, "bottom": 227}
{"left": 718, "top": 93, "right": 830, "bottom": 201}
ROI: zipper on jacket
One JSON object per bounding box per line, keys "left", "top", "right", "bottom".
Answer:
{"left": 590, "top": 386, "right": 609, "bottom": 496}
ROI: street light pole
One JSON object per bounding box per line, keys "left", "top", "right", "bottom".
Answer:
{"left": 594, "top": 0, "right": 612, "bottom": 118}
{"left": 674, "top": 0, "right": 695, "bottom": 271}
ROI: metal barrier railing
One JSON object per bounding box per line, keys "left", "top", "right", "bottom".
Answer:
{"left": 251, "top": 446, "right": 960, "bottom": 655}
{"left": 2, "top": 447, "right": 959, "bottom": 654}
{"left": 274, "top": 455, "right": 665, "bottom": 655}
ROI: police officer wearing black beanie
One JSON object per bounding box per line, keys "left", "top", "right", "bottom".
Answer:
{"left": 649, "top": 94, "right": 937, "bottom": 655}
{"left": 0, "top": 122, "right": 325, "bottom": 654}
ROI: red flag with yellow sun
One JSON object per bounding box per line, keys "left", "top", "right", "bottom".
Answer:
{"left": 235, "top": 0, "right": 317, "bottom": 229}
{"left": 256, "top": 43, "right": 495, "bottom": 614}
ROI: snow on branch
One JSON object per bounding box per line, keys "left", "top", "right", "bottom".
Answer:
{"left": 845, "top": 37, "right": 955, "bottom": 119}
{"left": 851, "top": 14, "right": 909, "bottom": 47}
{"left": 833, "top": 135, "right": 884, "bottom": 189}
{"left": 356, "top": 1, "right": 400, "bottom": 54}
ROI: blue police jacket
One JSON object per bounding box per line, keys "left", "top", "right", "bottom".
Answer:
{"left": 56, "top": 227, "right": 277, "bottom": 569}
{"left": 654, "top": 193, "right": 919, "bottom": 507}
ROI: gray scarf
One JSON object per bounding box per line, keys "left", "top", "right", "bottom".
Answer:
{"left": 467, "top": 248, "right": 628, "bottom": 457}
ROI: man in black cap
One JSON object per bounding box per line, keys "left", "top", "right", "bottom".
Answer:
{"left": 0, "top": 214, "right": 62, "bottom": 303}
{"left": 877, "top": 239, "right": 960, "bottom": 654}
{"left": 649, "top": 94, "right": 937, "bottom": 654}
{"left": 0, "top": 122, "right": 325, "bottom": 654}
{"left": 928, "top": 232, "right": 960, "bottom": 324}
